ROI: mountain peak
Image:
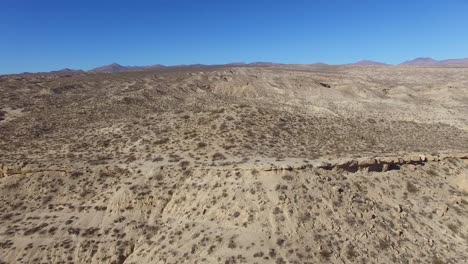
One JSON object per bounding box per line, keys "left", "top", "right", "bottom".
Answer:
{"left": 90, "top": 63, "right": 129, "bottom": 73}
{"left": 89, "top": 63, "right": 168, "bottom": 73}
{"left": 350, "top": 60, "right": 388, "bottom": 66}
{"left": 400, "top": 57, "right": 437, "bottom": 65}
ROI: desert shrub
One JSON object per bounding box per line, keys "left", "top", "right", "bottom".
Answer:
{"left": 125, "top": 154, "right": 137, "bottom": 162}
{"left": 426, "top": 169, "right": 438, "bottom": 177}
{"left": 275, "top": 258, "right": 286, "bottom": 264}
{"left": 67, "top": 227, "right": 81, "bottom": 235}
{"left": 406, "top": 181, "right": 418, "bottom": 193}
{"left": 210, "top": 108, "right": 225, "bottom": 114}
{"left": 269, "top": 249, "right": 277, "bottom": 258}
{"left": 276, "top": 239, "right": 285, "bottom": 247}
{"left": 377, "top": 239, "right": 391, "bottom": 250}
{"left": 153, "top": 156, "right": 164, "bottom": 162}
{"left": 319, "top": 249, "right": 332, "bottom": 260}
{"left": 221, "top": 144, "right": 235, "bottom": 150}
{"left": 253, "top": 252, "right": 264, "bottom": 258}
{"left": 197, "top": 142, "right": 207, "bottom": 148}
{"left": 154, "top": 138, "right": 169, "bottom": 145}
{"left": 94, "top": 205, "right": 107, "bottom": 211}
{"left": 2, "top": 182, "right": 19, "bottom": 190}
{"left": 212, "top": 152, "right": 226, "bottom": 161}
{"left": 24, "top": 223, "right": 49, "bottom": 236}
{"left": 447, "top": 223, "right": 459, "bottom": 234}
{"left": 0, "top": 240, "right": 14, "bottom": 249}
{"left": 82, "top": 227, "right": 99, "bottom": 237}
{"left": 228, "top": 239, "right": 236, "bottom": 249}
{"left": 168, "top": 153, "right": 182, "bottom": 162}
{"left": 346, "top": 244, "right": 358, "bottom": 260}
{"left": 179, "top": 160, "right": 190, "bottom": 169}
{"left": 208, "top": 245, "right": 216, "bottom": 254}
{"left": 70, "top": 171, "right": 83, "bottom": 179}
{"left": 432, "top": 256, "right": 445, "bottom": 264}
{"left": 152, "top": 174, "right": 164, "bottom": 181}
{"left": 299, "top": 212, "right": 312, "bottom": 222}
{"left": 282, "top": 175, "right": 293, "bottom": 181}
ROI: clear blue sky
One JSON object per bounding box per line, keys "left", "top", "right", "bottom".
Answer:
{"left": 1, "top": 0, "right": 468, "bottom": 74}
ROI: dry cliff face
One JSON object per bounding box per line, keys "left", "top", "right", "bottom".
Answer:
{"left": 1, "top": 65, "right": 468, "bottom": 263}
{"left": 132, "top": 160, "right": 468, "bottom": 264}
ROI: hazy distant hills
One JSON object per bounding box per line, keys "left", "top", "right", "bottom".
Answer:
{"left": 87, "top": 58, "right": 467, "bottom": 73}
{"left": 400, "top": 58, "right": 438, "bottom": 66}
{"left": 440, "top": 58, "right": 468, "bottom": 65}
{"left": 6, "top": 57, "right": 468, "bottom": 76}
{"left": 350, "top": 58, "right": 468, "bottom": 66}
{"left": 348, "top": 60, "right": 389, "bottom": 66}
{"left": 88, "top": 62, "right": 288, "bottom": 73}
{"left": 89, "top": 63, "right": 166, "bottom": 73}
{"left": 400, "top": 57, "right": 468, "bottom": 66}
{"left": 50, "top": 68, "right": 85, "bottom": 74}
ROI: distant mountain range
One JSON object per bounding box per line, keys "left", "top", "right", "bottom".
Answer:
{"left": 49, "top": 68, "right": 85, "bottom": 74}
{"left": 348, "top": 60, "right": 389, "bottom": 66}
{"left": 399, "top": 58, "right": 438, "bottom": 66}
{"left": 89, "top": 63, "right": 166, "bottom": 73}
{"left": 5, "top": 57, "right": 468, "bottom": 76}
{"left": 87, "top": 62, "right": 286, "bottom": 73}
{"left": 400, "top": 57, "right": 468, "bottom": 66}
{"left": 348, "top": 58, "right": 468, "bottom": 66}
{"left": 87, "top": 58, "right": 468, "bottom": 73}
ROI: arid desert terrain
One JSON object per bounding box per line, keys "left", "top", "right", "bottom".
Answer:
{"left": 1, "top": 65, "right": 468, "bottom": 263}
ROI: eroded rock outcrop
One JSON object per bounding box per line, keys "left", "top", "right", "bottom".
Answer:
{"left": 263, "top": 153, "right": 468, "bottom": 173}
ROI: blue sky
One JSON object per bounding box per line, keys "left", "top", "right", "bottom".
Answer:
{"left": 1, "top": 0, "right": 468, "bottom": 74}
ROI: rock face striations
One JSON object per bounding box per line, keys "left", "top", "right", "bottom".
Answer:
{"left": 0, "top": 65, "right": 468, "bottom": 263}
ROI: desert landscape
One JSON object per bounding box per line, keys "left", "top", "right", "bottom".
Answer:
{"left": 1, "top": 64, "right": 467, "bottom": 264}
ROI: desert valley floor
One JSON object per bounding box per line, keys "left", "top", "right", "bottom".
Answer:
{"left": 1, "top": 65, "right": 467, "bottom": 263}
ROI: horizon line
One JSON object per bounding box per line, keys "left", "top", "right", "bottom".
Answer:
{"left": 2, "top": 56, "right": 468, "bottom": 75}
